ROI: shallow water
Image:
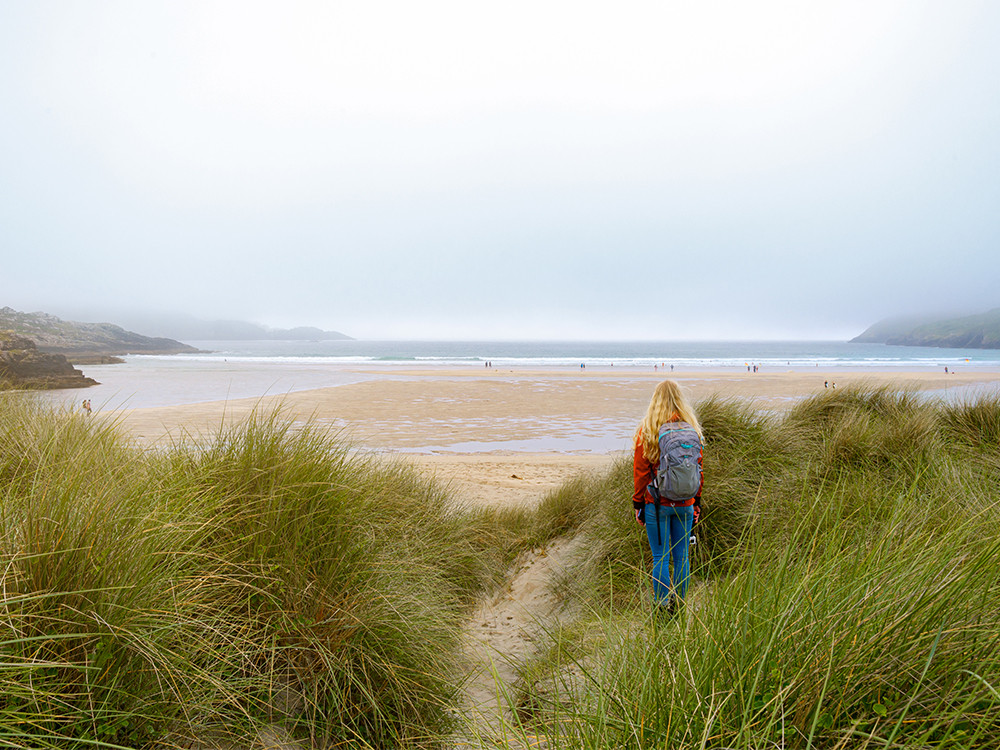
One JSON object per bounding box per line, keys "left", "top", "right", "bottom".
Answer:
{"left": 34, "top": 356, "right": 379, "bottom": 410}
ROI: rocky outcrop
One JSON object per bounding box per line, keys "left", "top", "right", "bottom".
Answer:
{"left": 0, "top": 331, "right": 98, "bottom": 390}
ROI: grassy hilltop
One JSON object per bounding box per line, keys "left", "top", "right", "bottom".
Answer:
{"left": 852, "top": 308, "right": 1000, "bottom": 349}
{"left": 1, "top": 386, "right": 999, "bottom": 748}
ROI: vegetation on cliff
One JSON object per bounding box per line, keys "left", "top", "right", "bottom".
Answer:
{"left": 852, "top": 307, "right": 1000, "bottom": 349}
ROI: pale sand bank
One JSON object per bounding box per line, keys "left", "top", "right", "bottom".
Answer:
{"left": 106, "top": 368, "right": 1000, "bottom": 507}
{"left": 408, "top": 453, "right": 617, "bottom": 509}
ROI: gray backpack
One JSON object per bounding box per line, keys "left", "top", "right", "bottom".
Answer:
{"left": 648, "top": 421, "right": 702, "bottom": 504}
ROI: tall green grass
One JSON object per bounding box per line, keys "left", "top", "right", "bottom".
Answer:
{"left": 519, "top": 385, "right": 1000, "bottom": 748}
{"left": 5, "top": 383, "right": 1000, "bottom": 748}
{"left": 0, "top": 395, "right": 520, "bottom": 748}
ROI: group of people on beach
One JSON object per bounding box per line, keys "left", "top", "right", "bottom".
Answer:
{"left": 81, "top": 399, "right": 92, "bottom": 414}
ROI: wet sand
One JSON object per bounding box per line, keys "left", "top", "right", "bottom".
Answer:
{"left": 102, "top": 366, "right": 1000, "bottom": 507}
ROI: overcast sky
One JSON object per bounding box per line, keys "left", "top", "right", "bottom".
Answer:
{"left": 2, "top": 1, "right": 998, "bottom": 340}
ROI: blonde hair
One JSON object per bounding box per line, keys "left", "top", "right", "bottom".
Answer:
{"left": 638, "top": 379, "right": 703, "bottom": 464}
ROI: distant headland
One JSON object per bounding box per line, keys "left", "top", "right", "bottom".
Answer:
{"left": 1, "top": 306, "right": 355, "bottom": 391}
{"left": 852, "top": 308, "right": 1000, "bottom": 349}
{"left": 0, "top": 307, "right": 199, "bottom": 364}
{"left": 118, "top": 313, "right": 354, "bottom": 342}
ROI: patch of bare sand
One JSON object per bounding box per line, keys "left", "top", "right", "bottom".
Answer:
{"left": 407, "top": 453, "right": 618, "bottom": 509}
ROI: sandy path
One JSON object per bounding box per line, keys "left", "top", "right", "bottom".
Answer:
{"left": 457, "top": 536, "right": 580, "bottom": 747}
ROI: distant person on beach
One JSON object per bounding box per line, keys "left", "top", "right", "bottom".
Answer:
{"left": 632, "top": 380, "right": 703, "bottom": 617}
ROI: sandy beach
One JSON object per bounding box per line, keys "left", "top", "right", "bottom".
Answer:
{"left": 102, "top": 367, "right": 1000, "bottom": 508}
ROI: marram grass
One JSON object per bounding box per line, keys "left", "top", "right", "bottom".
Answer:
{"left": 0, "top": 395, "right": 518, "bottom": 748}
{"left": 518, "top": 385, "right": 1000, "bottom": 749}
{"left": 3, "top": 384, "right": 1000, "bottom": 749}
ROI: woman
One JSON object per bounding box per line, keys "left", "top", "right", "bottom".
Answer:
{"left": 632, "top": 379, "right": 703, "bottom": 615}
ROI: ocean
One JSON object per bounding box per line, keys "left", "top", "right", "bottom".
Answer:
{"left": 166, "top": 339, "right": 1000, "bottom": 369}
{"left": 35, "top": 339, "right": 1000, "bottom": 411}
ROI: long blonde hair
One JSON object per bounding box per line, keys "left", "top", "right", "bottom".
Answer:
{"left": 639, "top": 379, "right": 703, "bottom": 464}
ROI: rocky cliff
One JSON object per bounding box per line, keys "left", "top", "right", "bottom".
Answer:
{"left": 0, "top": 307, "right": 198, "bottom": 362}
{"left": 0, "top": 331, "right": 98, "bottom": 390}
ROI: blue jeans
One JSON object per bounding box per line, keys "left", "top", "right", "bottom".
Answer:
{"left": 644, "top": 503, "right": 694, "bottom": 605}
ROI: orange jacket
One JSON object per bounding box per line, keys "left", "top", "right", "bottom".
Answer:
{"left": 632, "top": 423, "right": 702, "bottom": 515}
